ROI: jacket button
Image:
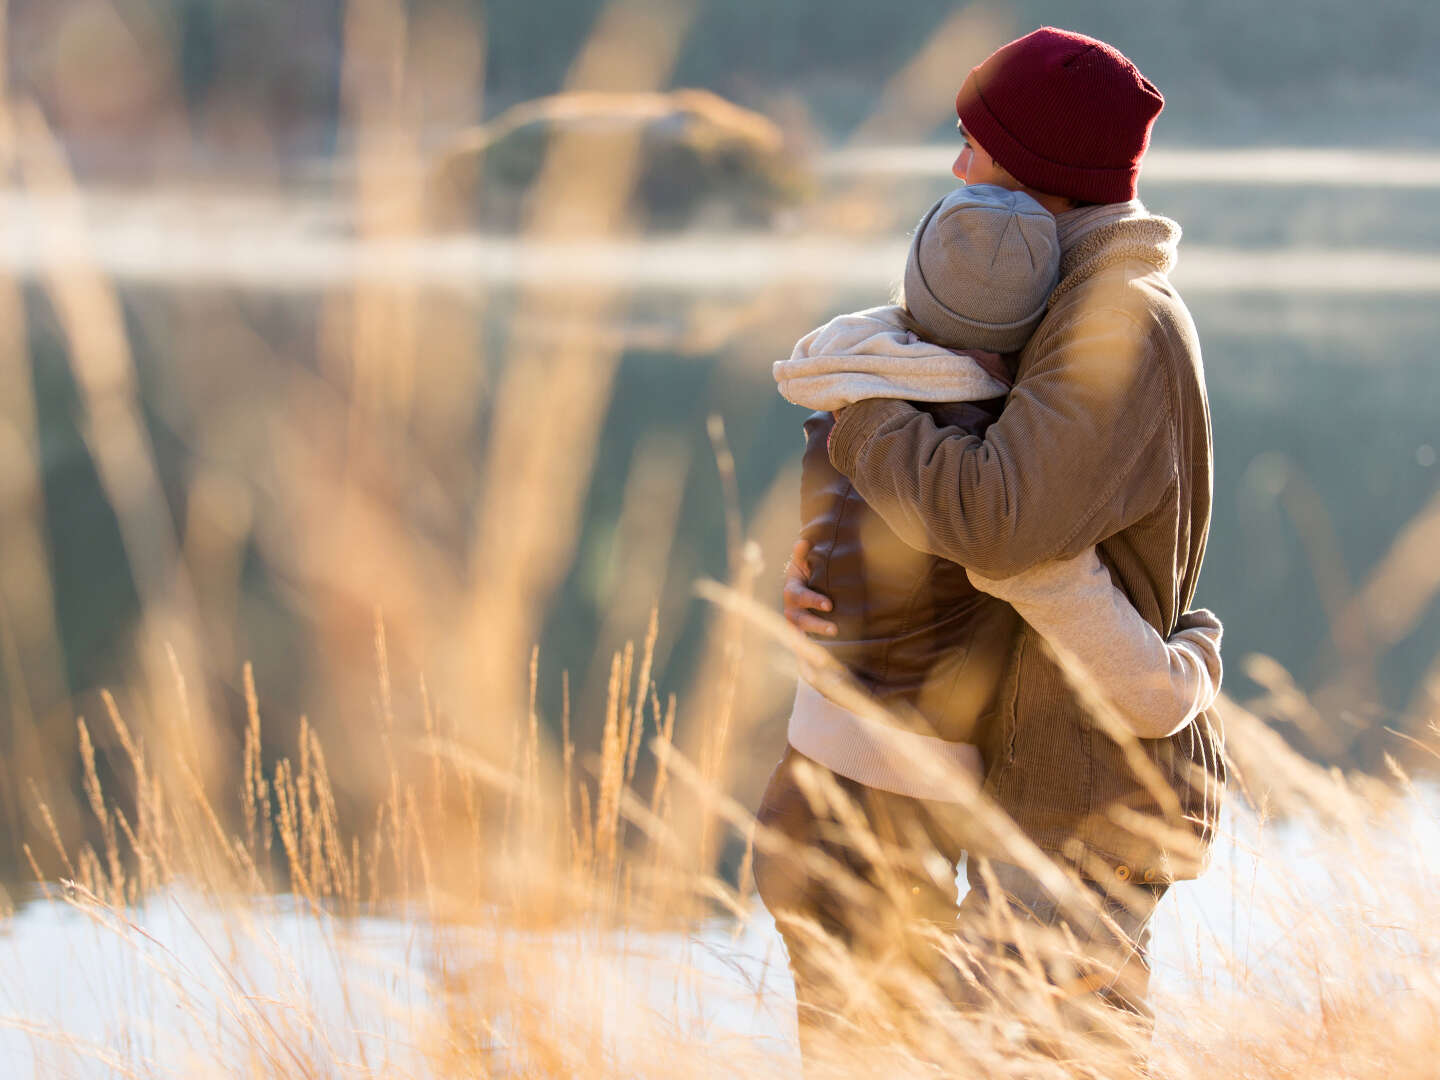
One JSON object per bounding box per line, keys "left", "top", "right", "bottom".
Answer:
{"left": 1114, "top": 865, "right": 1132, "bottom": 882}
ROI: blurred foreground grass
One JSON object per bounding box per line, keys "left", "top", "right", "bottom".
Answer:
{"left": 5, "top": 626, "right": 1439, "bottom": 1077}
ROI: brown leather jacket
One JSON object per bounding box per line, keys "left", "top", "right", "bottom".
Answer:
{"left": 800, "top": 401, "right": 1020, "bottom": 744}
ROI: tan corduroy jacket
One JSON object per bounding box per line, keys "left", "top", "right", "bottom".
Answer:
{"left": 827, "top": 215, "right": 1223, "bottom": 883}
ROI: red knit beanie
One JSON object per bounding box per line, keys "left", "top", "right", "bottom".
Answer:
{"left": 955, "top": 27, "right": 1163, "bottom": 204}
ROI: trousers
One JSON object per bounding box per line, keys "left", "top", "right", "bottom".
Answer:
{"left": 751, "top": 746, "right": 1165, "bottom": 1065}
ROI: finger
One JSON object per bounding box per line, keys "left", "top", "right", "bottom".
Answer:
{"left": 784, "top": 604, "right": 837, "bottom": 636}
{"left": 792, "top": 612, "right": 838, "bottom": 637}
{"left": 783, "top": 581, "right": 832, "bottom": 613}
{"left": 788, "top": 538, "right": 812, "bottom": 579}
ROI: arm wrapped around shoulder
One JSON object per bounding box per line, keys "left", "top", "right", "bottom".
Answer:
{"left": 828, "top": 307, "right": 1172, "bottom": 579}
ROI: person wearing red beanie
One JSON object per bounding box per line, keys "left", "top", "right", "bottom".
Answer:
{"left": 777, "top": 27, "right": 1222, "bottom": 1065}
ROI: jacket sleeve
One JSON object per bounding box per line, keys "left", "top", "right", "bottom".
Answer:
{"left": 827, "top": 306, "right": 1174, "bottom": 579}
{"left": 968, "top": 551, "right": 1222, "bottom": 739}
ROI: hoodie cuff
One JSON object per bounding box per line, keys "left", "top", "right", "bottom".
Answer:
{"left": 828, "top": 399, "right": 916, "bottom": 476}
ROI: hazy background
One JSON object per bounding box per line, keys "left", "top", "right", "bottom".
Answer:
{"left": 11, "top": 0, "right": 1440, "bottom": 176}
{"left": 1, "top": 0, "right": 1438, "bottom": 889}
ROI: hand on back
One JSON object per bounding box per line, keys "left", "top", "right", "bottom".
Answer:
{"left": 782, "top": 539, "right": 837, "bottom": 637}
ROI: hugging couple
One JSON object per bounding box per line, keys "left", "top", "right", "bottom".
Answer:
{"left": 752, "top": 27, "right": 1227, "bottom": 1062}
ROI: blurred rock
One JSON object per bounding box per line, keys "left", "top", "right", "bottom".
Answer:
{"left": 427, "top": 89, "right": 813, "bottom": 233}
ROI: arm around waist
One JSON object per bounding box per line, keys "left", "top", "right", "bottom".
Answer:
{"left": 968, "top": 551, "right": 1222, "bottom": 739}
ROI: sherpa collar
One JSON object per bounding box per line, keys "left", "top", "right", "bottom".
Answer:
{"left": 1049, "top": 213, "right": 1181, "bottom": 305}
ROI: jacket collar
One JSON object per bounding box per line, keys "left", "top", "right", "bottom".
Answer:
{"left": 1050, "top": 213, "right": 1182, "bottom": 304}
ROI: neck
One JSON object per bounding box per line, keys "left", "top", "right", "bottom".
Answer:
{"left": 1022, "top": 188, "right": 1077, "bottom": 216}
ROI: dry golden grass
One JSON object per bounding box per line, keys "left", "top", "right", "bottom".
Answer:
{"left": 8, "top": 616, "right": 1440, "bottom": 1078}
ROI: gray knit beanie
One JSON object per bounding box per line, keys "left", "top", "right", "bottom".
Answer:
{"left": 903, "top": 184, "right": 1060, "bottom": 353}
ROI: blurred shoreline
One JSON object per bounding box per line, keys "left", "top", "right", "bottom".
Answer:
{"left": 4, "top": 143, "right": 1440, "bottom": 294}
{"left": 3, "top": 221, "right": 1436, "bottom": 295}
